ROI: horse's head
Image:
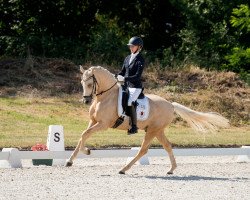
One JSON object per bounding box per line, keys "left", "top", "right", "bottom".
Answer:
{"left": 80, "top": 65, "right": 95, "bottom": 104}
{"left": 79, "top": 65, "right": 117, "bottom": 104}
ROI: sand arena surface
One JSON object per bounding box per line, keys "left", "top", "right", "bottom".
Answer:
{"left": 0, "top": 156, "right": 249, "bottom": 200}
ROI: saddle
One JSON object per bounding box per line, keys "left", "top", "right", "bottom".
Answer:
{"left": 112, "top": 85, "right": 150, "bottom": 128}
{"left": 121, "top": 85, "right": 144, "bottom": 116}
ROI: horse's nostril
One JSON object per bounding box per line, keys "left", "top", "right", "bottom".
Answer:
{"left": 84, "top": 99, "right": 90, "bottom": 104}
{"left": 83, "top": 96, "right": 92, "bottom": 104}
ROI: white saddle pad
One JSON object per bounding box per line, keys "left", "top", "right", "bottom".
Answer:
{"left": 118, "top": 86, "right": 150, "bottom": 121}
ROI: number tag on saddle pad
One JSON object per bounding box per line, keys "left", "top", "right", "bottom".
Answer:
{"left": 118, "top": 86, "right": 150, "bottom": 121}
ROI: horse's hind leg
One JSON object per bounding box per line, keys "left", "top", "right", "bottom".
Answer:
{"left": 119, "top": 130, "right": 155, "bottom": 174}
{"left": 156, "top": 131, "right": 177, "bottom": 174}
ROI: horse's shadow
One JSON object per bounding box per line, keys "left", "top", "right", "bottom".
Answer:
{"left": 144, "top": 175, "right": 249, "bottom": 182}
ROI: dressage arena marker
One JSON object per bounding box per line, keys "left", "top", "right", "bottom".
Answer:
{"left": 0, "top": 147, "right": 249, "bottom": 168}
{"left": 236, "top": 146, "right": 250, "bottom": 162}
{"left": 0, "top": 148, "right": 22, "bottom": 168}
{"left": 47, "top": 125, "right": 65, "bottom": 166}
{"left": 126, "top": 147, "right": 150, "bottom": 165}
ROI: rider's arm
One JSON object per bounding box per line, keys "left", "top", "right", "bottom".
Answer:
{"left": 118, "top": 64, "right": 126, "bottom": 76}
{"left": 118, "top": 57, "right": 128, "bottom": 76}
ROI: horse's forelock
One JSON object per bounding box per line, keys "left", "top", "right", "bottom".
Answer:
{"left": 81, "top": 68, "right": 92, "bottom": 81}
{"left": 87, "top": 67, "right": 95, "bottom": 75}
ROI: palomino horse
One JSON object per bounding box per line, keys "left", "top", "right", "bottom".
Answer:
{"left": 66, "top": 66, "right": 229, "bottom": 174}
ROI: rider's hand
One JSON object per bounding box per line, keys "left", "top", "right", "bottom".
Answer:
{"left": 117, "top": 75, "right": 125, "bottom": 82}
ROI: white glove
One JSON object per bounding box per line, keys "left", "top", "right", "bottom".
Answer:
{"left": 117, "top": 75, "right": 125, "bottom": 82}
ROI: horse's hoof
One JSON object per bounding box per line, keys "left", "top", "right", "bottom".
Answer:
{"left": 119, "top": 171, "right": 125, "bottom": 175}
{"left": 81, "top": 148, "right": 91, "bottom": 155}
{"left": 65, "top": 161, "right": 73, "bottom": 167}
{"left": 167, "top": 171, "right": 173, "bottom": 175}
{"left": 86, "top": 148, "right": 91, "bottom": 155}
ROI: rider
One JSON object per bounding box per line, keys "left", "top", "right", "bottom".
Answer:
{"left": 117, "top": 36, "right": 145, "bottom": 135}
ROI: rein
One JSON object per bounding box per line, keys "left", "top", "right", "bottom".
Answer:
{"left": 83, "top": 75, "right": 117, "bottom": 98}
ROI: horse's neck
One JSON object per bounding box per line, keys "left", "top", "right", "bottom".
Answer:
{"left": 95, "top": 71, "right": 115, "bottom": 91}
{"left": 95, "top": 70, "right": 118, "bottom": 100}
{"left": 98, "top": 78, "right": 114, "bottom": 91}
{"left": 95, "top": 84, "right": 119, "bottom": 104}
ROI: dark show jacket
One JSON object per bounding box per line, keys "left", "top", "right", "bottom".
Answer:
{"left": 118, "top": 53, "right": 145, "bottom": 88}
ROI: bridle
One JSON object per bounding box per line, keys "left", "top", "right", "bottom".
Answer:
{"left": 82, "top": 75, "right": 117, "bottom": 99}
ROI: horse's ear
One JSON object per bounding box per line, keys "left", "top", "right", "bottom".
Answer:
{"left": 79, "top": 65, "right": 85, "bottom": 74}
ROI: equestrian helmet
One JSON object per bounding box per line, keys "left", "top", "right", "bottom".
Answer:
{"left": 127, "top": 36, "right": 143, "bottom": 47}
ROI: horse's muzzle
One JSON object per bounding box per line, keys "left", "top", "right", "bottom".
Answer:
{"left": 82, "top": 96, "right": 92, "bottom": 104}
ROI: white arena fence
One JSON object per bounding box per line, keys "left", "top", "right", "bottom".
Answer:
{"left": 0, "top": 146, "right": 249, "bottom": 168}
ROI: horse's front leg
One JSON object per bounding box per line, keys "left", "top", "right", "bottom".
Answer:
{"left": 66, "top": 121, "right": 106, "bottom": 167}
{"left": 81, "top": 119, "right": 96, "bottom": 155}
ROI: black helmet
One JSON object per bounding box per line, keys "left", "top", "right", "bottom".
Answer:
{"left": 127, "top": 36, "right": 143, "bottom": 47}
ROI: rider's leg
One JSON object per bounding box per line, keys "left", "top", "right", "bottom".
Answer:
{"left": 127, "top": 102, "right": 138, "bottom": 134}
{"left": 127, "top": 88, "right": 142, "bottom": 134}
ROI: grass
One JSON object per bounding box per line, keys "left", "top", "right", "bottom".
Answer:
{"left": 0, "top": 96, "right": 249, "bottom": 149}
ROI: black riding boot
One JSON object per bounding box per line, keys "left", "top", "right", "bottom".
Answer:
{"left": 127, "top": 105, "right": 138, "bottom": 135}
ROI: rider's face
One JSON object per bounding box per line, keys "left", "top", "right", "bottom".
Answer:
{"left": 129, "top": 45, "right": 139, "bottom": 54}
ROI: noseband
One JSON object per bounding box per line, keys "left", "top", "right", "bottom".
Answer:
{"left": 82, "top": 75, "right": 117, "bottom": 99}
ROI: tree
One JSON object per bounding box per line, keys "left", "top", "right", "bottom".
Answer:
{"left": 225, "top": 4, "right": 250, "bottom": 76}
{"left": 170, "top": 0, "right": 249, "bottom": 70}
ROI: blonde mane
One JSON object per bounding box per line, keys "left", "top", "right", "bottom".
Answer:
{"left": 89, "top": 66, "right": 116, "bottom": 81}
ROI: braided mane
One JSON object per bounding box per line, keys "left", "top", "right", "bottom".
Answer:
{"left": 89, "top": 66, "right": 116, "bottom": 80}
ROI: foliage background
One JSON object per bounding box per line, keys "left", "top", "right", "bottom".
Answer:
{"left": 0, "top": 1, "right": 249, "bottom": 148}
{"left": 0, "top": 0, "right": 249, "bottom": 81}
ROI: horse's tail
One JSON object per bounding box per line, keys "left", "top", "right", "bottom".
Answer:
{"left": 172, "top": 102, "right": 229, "bottom": 133}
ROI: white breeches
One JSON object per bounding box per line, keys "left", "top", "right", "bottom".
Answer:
{"left": 128, "top": 88, "right": 142, "bottom": 106}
